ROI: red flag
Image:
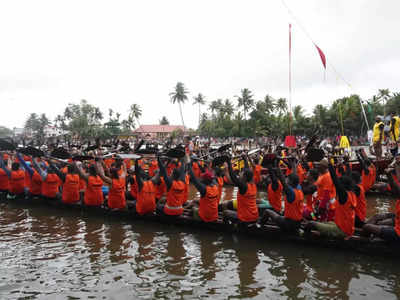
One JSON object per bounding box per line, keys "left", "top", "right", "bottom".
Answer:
{"left": 314, "top": 44, "right": 326, "bottom": 69}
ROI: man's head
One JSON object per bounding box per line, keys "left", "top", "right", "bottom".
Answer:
{"left": 241, "top": 168, "right": 253, "bottom": 183}
{"left": 200, "top": 170, "right": 214, "bottom": 185}
{"left": 318, "top": 159, "right": 329, "bottom": 173}
{"left": 110, "top": 167, "right": 119, "bottom": 179}
{"left": 67, "top": 164, "right": 77, "bottom": 174}
{"left": 375, "top": 116, "right": 382, "bottom": 123}
{"left": 351, "top": 171, "right": 361, "bottom": 184}
{"left": 11, "top": 162, "right": 20, "bottom": 171}
{"left": 307, "top": 169, "right": 319, "bottom": 183}
{"left": 287, "top": 173, "right": 299, "bottom": 188}
{"left": 88, "top": 164, "right": 97, "bottom": 176}
{"left": 340, "top": 175, "right": 353, "bottom": 191}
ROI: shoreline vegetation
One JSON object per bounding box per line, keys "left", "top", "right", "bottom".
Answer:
{"left": 1, "top": 84, "right": 398, "bottom": 141}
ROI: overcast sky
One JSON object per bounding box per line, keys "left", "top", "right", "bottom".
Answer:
{"left": 0, "top": 0, "right": 398, "bottom": 130}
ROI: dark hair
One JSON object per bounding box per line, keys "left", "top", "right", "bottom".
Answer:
{"left": 215, "top": 167, "right": 224, "bottom": 177}
{"left": 351, "top": 171, "right": 361, "bottom": 184}
{"left": 88, "top": 165, "right": 97, "bottom": 176}
{"left": 309, "top": 169, "right": 319, "bottom": 181}
{"left": 340, "top": 175, "right": 353, "bottom": 191}
{"left": 243, "top": 168, "right": 253, "bottom": 182}
{"left": 288, "top": 174, "right": 299, "bottom": 187}
{"left": 68, "top": 164, "right": 77, "bottom": 174}
{"left": 11, "top": 162, "right": 20, "bottom": 171}
{"left": 110, "top": 168, "right": 119, "bottom": 179}
{"left": 172, "top": 169, "right": 180, "bottom": 180}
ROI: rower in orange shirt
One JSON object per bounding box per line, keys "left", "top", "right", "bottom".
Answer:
{"left": 95, "top": 159, "right": 126, "bottom": 210}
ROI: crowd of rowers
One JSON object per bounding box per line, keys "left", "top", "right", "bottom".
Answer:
{"left": 0, "top": 145, "right": 399, "bottom": 244}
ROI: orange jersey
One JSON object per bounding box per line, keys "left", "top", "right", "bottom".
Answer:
{"left": 237, "top": 183, "right": 259, "bottom": 222}
{"left": 9, "top": 170, "right": 25, "bottom": 195}
{"left": 30, "top": 171, "right": 43, "bottom": 196}
{"left": 0, "top": 169, "right": 9, "bottom": 191}
{"left": 192, "top": 162, "right": 201, "bottom": 179}
{"left": 62, "top": 174, "right": 80, "bottom": 204}
{"left": 137, "top": 181, "right": 156, "bottom": 215}
{"left": 395, "top": 199, "right": 400, "bottom": 236}
{"left": 355, "top": 184, "right": 366, "bottom": 222}
{"left": 42, "top": 173, "right": 60, "bottom": 198}
{"left": 284, "top": 188, "right": 304, "bottom": 221}
{"left": 253, "top": 165, "right": 262, "bottom": 184}
{"left": 199, "top": 185, "right": 219, "bottom": 222}
{"left": 108, "top": 178, "right": 126, "bottom": 209}
{"left": 84, "top": 175, "right": 104, "bottom": 206}
{"left": 315, "top": 172, "right": 336, "bottom": 201}
{"left": 335, "top": 191, "right": 356, "bottom": 236}
{"left": 164, "top": 180, "right": 185, "bottom": 215}
{"left": 268, "top": 181, "right": 283, "bottom": 213}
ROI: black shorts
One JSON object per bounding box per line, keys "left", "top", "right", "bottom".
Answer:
{"left": 275, "top": 216, "right": 301, "bottom": 232}
{"left": 380, "top": 227, "right": 400, "bottom": 243}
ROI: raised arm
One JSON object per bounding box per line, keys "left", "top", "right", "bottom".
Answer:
{"left": 177, "top": 159, "right": 186, "bottom": 182}
{"left": 158, "top": 156, "right": 172, "bottom": 189}
{"left": 32, "top": 158, "right": 48, "bottom": 181}
{"left": 188, "top": 163, "right": 206, "bottom": 196}
{"left": 0, "top": 155, "right": 11, "bottom": 178}
{"left": 95, "top": 161, "right": 112, "bottom": 185}
{"left": 328, "top": 163, "right": 347, "bottom": 204}
{"left": 134, "top": 160, "right": 144, "bottom": 192}
{"left": 74, "top": 162, "right": 89, "bottom": 183}
{"left": 49, "top": 160, "right": 66, "bottom": 182}
{"left": 276, "top": 167, "right": 295, "bottom": 203}
{"left": 227, "top": 159, "right": 247, "bottom": 194}
{"left": 17, "top": 153, "right": 33, "bottom": 177}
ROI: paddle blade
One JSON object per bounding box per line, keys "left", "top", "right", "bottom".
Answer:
{"left": 212, "top": 155, "right": 229, "bottom": 167}
{"left": 72, "top": 155, "right": 94, "bottom": 161}
{"left": 306, "top": 148, "right": 325, "bottom": 162}
{"left": 51, "top": 147, "right": 71, "bottom": 159}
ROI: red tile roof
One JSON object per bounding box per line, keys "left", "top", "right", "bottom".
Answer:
{"left": 133, "top": 125, "right": 185, "bottom": 133}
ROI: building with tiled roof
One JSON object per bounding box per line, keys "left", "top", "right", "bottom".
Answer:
{"left": 133, "top": 125, "right": 185, "bottom": 138}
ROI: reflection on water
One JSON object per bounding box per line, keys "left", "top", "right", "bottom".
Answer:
{"left": 0, "top": 188, "right": 400, "bottom": 299}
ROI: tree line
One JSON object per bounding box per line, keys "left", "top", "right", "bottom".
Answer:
{"left": 1, "top": 84, "right": 398, "bottom": 141}
{"left": 170, "top": 83, "right": 399, "bottom": 138}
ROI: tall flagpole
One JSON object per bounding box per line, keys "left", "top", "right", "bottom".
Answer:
{"left": 289, "top": 23, "right": 292, "bottom": 136}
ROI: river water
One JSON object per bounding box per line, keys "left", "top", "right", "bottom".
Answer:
{"left": 0, "top": 187, "right": 399, "bottom": 299}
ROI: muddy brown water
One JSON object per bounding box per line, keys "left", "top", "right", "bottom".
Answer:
{"left": 0, "top": 186, "right": 399, "bottom": 299}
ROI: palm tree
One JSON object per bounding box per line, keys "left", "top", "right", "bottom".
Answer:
{"left": 193, "top": 93, "right": 206, "bottom": 129}
{"left": 128, "top": 103, "right": 142, "bottom": 129}
{"left": 209, "top": 100, "right": 219, "bottom": 119}
{"left": 236, "top": 88, "right": 255, "bottom": 135}
{"left": 264, "top": 95, "right": 276, "bottom": 114}
{"left": 378, "top": 89, "right": 391, "bottom": 117}
{"left": 236, "top": 88, "right": 255, "bottom": 120}
{"left": 169, "top": 82, "right": 189, "bottom": 129}
{"left": 276, "top": 98, "right": 288, "bottom": 116}
{"left": 222, "top": 99, "right": 234, "bottom": 117}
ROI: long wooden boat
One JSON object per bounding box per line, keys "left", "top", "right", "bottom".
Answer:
{"left": 1, "top": 193, "right": 399, "bottom": 258}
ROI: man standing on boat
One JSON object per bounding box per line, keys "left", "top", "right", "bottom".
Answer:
{"left": 372, "top": 116, "right": 384, "bottom": 159}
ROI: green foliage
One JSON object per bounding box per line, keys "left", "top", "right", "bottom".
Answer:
{"left": 196, "top": 89, "right": 399, "bottom": 138}
{"left": 0, "top": 126, "right": 12, "bottom": 138}
{"left": 24, "top": 113, "right": 50, "bottom": 142}
{"left": 61, "top": 99, "right": 103, "bottom": 139}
